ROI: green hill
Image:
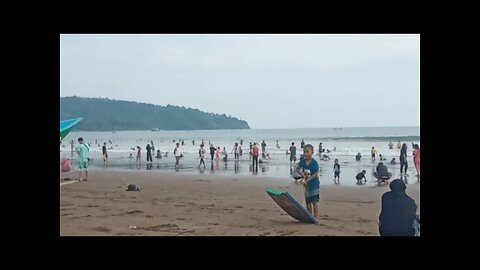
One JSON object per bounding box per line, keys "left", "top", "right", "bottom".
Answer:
{"left": 60, "top": 96, "right": 250, "bottom": 131}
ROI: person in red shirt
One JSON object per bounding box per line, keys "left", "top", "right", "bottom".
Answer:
{"left": 252, "top": 142, "right": 259, "bottom": 173}
{"left": 413, "top": 144, "right": 420, "bottom": 178}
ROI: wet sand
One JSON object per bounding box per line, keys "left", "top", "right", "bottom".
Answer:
{"left": 60, "top": 170, "right": 420, "bottom": 236}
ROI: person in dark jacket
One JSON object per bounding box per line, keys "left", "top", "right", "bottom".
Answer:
{"left": 374, "top": 162, "right": 392, "bottom": 181}
{"left": 379, "top": 179, "right": 418, "bottom": 236}
{"left": 400, "top": 143, "right": 408, "bottom": 175}
{"left": 146, "top": 143, "right": 153, "bottom": 163}
{"left": 209, "top": 145, "right": 216, "bottom": 160}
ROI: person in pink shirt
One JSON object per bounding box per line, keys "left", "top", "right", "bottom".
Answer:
{"left": 252, "top": 142, "right": 260, "bottom": 173}
{"left": 413, "top": 144, "right": 420, "bottom": 178}
{"left": 215, "top": 147, "right": 221, "bottom": 160}
{"left": 136, "top": 146, "right": 142, "bottom": 164}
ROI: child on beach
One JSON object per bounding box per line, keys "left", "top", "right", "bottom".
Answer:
{"left": 216, "top": 147, "right": 221, "bottom": 160}
{"left": 136, "top": 146, "right": 142, "bottom": 164}
{"left": 356, "top": 170, "right": 367, "bottom": 184}
{"left": 297, "top": 144, "right": 320, "bottom": 219}
{"left": 333, "top": 159, "right": 340, "bottom": 184}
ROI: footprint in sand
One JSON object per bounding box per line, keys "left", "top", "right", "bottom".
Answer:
{"left": 126, "top": 210, "right": 143, "bottom": 214}
{"left": 95, "top": 227, "right": 111, "bottom": 233}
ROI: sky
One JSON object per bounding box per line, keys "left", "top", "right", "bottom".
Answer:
{"left": 60, "top": 34, "right": 420, "bottom": 129}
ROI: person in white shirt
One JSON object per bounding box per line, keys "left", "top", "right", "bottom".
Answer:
{"left": 199, "top": 144, "right": 206, "bottom": 168}
{"left": 174, "top": 143, "right": 182, "bottom": 169}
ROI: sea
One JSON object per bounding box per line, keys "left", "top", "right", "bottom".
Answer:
{"left": 60, "top": 127, "right": 420, "bottom": 186}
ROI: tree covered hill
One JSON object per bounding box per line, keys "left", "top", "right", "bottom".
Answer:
{"left": 60, "top": 96, "right": 250, "bottom": 131}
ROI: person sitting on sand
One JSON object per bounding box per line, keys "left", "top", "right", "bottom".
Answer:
{"left": 356, "top": 170, "right": 367, "bottom": 184}
{"left": 379, "top": 179, "right": 419, "bottom": 236}
{"left": 61, "top": 158, "right": 72, "bottom": 172}
{"left": 156, "top": 150, "right": 162, "bottom": 159}
{"left": 374, "top": 162, "right": 392, "bottom": 182}
{"left": 390, "top": 158, "right": 396, "bottom": 165}
{"left": 379, "top": 154, "right": 386, "bottom": 161}
{"left": 163, "top": 152, "right": 168, "bottom": 158}
{"left": 356, "top": 152, "right": 362, "bottom": 161}
{"left": 320, "top": 154, "right": 330, "bottom": 161}
{"left": 129, "top": 153, "right": 134, "bottom": 159}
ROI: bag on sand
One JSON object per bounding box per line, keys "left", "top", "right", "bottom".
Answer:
{"left": 127, "top": 184, "right": 140, "bottom": 191}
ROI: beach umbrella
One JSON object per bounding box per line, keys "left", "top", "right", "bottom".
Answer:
{"left": 60, "top": 118, "right": 83, "bottom": 141}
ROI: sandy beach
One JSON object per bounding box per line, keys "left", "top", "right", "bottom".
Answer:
{"left": 60, "top": 169, "right": 420, "bottom": 236}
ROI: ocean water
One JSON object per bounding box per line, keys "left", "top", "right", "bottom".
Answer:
{"left": 60, "top": 127, "right": 420, "bottom": 186}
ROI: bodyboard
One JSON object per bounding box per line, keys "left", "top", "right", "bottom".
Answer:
{"left": 266, "top": 188, "right": 318, "bottom": 224}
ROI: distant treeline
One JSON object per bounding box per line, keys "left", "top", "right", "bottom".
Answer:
{"left": 60, "top": 96, "right": 250, "bottom": 131}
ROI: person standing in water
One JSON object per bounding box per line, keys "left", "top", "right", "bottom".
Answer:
{"left": 301, "top": 139, "right": 305, "bottom": 149}
{"left": 249, "top": 142, "right": 253, "bottom": 159}
{"left": 388, "top": 141, "right": 394, "bottom": 149}
{"left": 136, "top": 146, "right": 142, "bottom": 164}
{"left": 400, "top": 143, "right": 408, "bottom": 175}
{"left": 199, "top": 144, "right": 206, "bottom": 168}
{"left": 252, "top": 143, "right": 259, "bottom": 172}
{"left": 174, "top": 143, "right": 182, "bottom": 169}
{"left": 333, "top": 158, "right": 341, "bottom": 184}
{"left": 371, "top": 147, "right": 378, "bottom": 161}
{"left": 276, "top": 140, "right": 280, "bottom": 148}
{"left": 102, "top": 142, "right": 108, "bottom": 167}
{"left": 261, "top": 140, "right": 267, "bottom": 154}
{"left": 289, "top": 142, "right": 297, "bottom": 165}
{"left": 413, "top": 144, "right": 420, "bottom": 178}
{"left": 146, "top": 143, "right": 153, "bottom": 163}
{"left": 240, "top": 139, "right": 243, "bottom": 146}
{"left": 233, "top": 142, "right": 240, "bottom": 160}
{"left": 215, "top": 146, "right": 221, "bottom": 160}
{"left": 397, "top": 141, "right": 402, "bottom": 149}
{"left": 318, "top": 142, "right": 323, "bottom": 154}
{"left": 209, "top": 144, "right": 216, "bottom": 161}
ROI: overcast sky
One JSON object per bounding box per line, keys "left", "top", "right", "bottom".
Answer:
{"left": 60, "top": 34, "right": 420, "bottom": 129}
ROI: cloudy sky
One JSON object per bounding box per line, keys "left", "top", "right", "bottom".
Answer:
{"left": 60, "top": 34, "right": 420, "bottom": 129}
